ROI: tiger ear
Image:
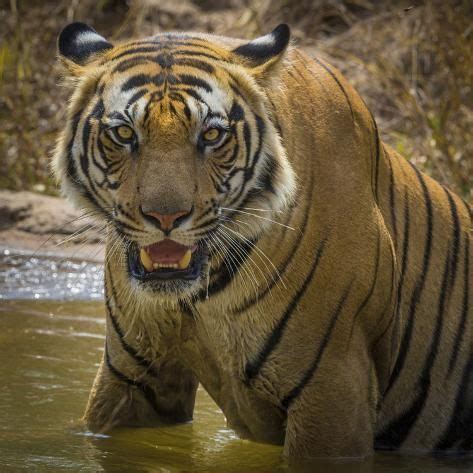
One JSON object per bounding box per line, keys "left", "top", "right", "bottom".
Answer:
{"left": 232, "top": 24, "right": 290, "bottom": 76}
{"left": 57, "top": 22, "right": 113, "bottom": 73}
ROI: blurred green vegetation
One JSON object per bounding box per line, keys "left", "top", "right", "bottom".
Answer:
{"left": 0, "top": 0, "right": 471, "bottom": 199}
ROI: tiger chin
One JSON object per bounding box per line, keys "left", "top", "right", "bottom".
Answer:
{"left": 53, "top": 21, "right": 472, "bottom": 459}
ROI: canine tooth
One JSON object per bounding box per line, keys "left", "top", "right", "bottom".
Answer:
{"left": 140, "top": 249, "right": 154, "bottom": 271}
{"left": 178, "top": 249, "right": 192, "bottom": 269}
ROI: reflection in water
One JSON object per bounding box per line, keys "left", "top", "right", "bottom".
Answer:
{"left": 0, "top": 248, "right": 103, "bottom": 300}
{"left": 0, "top": 254, "right": 472, "bottom": 471}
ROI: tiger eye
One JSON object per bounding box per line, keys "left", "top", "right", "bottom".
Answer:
{"left": 202, "top": 128, "right": 221, "bottom": 142}
{"left": 115, "top": 125, "right": 134, "bottom": 140}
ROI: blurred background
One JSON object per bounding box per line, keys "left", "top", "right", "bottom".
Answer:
{"left": 0, "top": 0, "right": 471, "bottom": 199}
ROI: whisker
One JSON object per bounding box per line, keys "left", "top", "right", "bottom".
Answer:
{"left": 218, "top": 221, "right": 287, "bottom": 290}
{"left": 30, "top": 208, "right": 109, "bottom": 258}
{"left": 217, "top": 226, "right": 271, "bottom": 294}
{"left": 220, "top": 207, "right": 295, "bottom": 231}
{"left": 53, "top": 222, "right": 107, "bottom": 248}
{"left": 236, "top": 207, "right": 282, "bottom": 213}
{"left": 211, "top": 232, "right": 258, "bottom": 300}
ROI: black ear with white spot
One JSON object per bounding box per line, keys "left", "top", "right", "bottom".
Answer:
{"left": 232, "top": 24, "right": 290, "bottom": 69}
{"left": 58, "top": 22, "right": 113, "bottom": 64}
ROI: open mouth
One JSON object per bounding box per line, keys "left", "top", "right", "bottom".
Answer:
{"left": 128, "top": 238, "right": 207, "bottom": 281}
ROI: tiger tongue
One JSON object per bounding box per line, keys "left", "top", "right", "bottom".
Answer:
{"left": 146, "top": 239, "right": 189, "bottom": 264}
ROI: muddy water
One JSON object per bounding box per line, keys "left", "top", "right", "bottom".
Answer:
{"left": 0, "top": 251, "right": 471, "bottom": 472}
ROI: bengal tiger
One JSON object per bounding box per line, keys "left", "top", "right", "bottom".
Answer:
{"left": 53, "top": 22, "right": 472, "bottom": 458}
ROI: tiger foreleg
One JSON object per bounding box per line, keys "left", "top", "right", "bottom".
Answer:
{"left": 83, "top": 347, "right": 198, "bottom": 433}
{"left": 83, "top": 262, "right": 198, "bottom": 433}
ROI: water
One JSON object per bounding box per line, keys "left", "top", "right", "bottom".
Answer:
{"left": 0, "top": 251, "right": 471, "bottom": 472}
{"left": 0, "top": 248, "right": 103, "bottom": 300}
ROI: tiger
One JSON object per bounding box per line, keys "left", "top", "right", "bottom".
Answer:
{"left": 53, "top": 21, "right": 472, "bottom": 458}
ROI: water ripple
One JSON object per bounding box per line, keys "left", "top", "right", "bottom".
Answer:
{"left": 0, "top": 248, "right": 104, "bottom": 300}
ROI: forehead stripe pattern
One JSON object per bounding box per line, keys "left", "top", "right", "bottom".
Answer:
{"left": 112, "top": 55, "right": 218, "bottom": 75}
{"left": 105, "top": 38, "right": 220, "bottom": 63}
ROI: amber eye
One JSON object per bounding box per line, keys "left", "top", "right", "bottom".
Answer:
{"left": 202, "top": 128, "right": 222, "bottom": 143}
{"left": 113, "top": 125, "right": 134, "bottom": 142}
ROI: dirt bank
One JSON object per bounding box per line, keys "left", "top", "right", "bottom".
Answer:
{"left": 0, "top": 190, "right": 104, "bottom": 262}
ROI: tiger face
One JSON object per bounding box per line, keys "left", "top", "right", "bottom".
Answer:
{"left": 54, "top": 23, "right": 296, "bottom": 298}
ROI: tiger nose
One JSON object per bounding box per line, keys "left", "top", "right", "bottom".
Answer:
{"left": 144, "top": 208, "right": 192, "bottom": 231}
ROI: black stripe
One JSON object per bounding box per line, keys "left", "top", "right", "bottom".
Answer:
{"left": 348, "top": 230, "right": 381, "bottom": 342}
{"left": 173, "top": 50, "right": 221, "bottom": 61}
{"left": 313, "top": 57, "right": 354, "bottom": 119}
{"left": 444, "top": 188, "right": 461, "bottom": 291}
{"left": 229, "top": 101, "right": 244, "bottom": 122}
{"left": 173, "top": 58, "right": 215, "bottom": 74}
{"left": 167, "top": 92, "right": 192, "bottom": 120}
{"left": 257, "top": 154, "right": 278, "bottom": 195}
{"left": 201, "top": 237, "right": 257, "bottom": 299}
{"left": 245, "top": 237, "right": 327, "bottom": 382}
{"left": 375, "top": 246, "right": 451, "bottom": 448}
{"left": 178, "top": 299, "right": 195, "bottom": 319}
{"left": 121, "top": 74, "right": 155, "bottom": 91}
{"left": 384, "top": 166, "right": 433, "bottom": 395}
{"left": 369, "top": 111, "right": 381, "bottom": 201}
{"left": 65, "top": 108, "right": 115, "bottom": 226}
{"left": 179, "top": 87, "right": 206, "bottom": 105}
{"left": 110, "top": 46, "right": 161, "bottom": 62}
{"left": 243, "top": 121, "right": 252, "bottom": 168}
{"left": 126, "top": 89, "right": 148, "bottom": 110}
{"left": 226, "top": 110, "right": 267, "bottom": 208}
{"left": 105, "top": 272, "right": 160, "bottom": 376}
{"left": 251, "top": 114, "right": 266, "bottom": 169}
{"left": 447, "top": 232, "right": 470, "bottom": 376}
{"left": 104, "top": 341, "right": 178, "bottom": 421}
{"left": 79, "top": 98, "right": 111, "bottom": 210}
{"left": 177, "top": 73, "right": 212, "bottom": 93}
{"left": 168, "top": 101, "right": 178, "bottom": 116}
{"left": 66, "top": 111, "right": 82, "bottom": 185}
{"left": 388, "top": 158, "right": 398, "bottom": 249}
{"left": 281, "top": 282, "right": 352, "bottom": 409}
{"left": 383, "top": 188, "right": 410, "bottom": 391}
{"left": 436, "top": 350, "right": 473, "bottom": 450}
{"left": 113, "top": 56, "right": 154, "bottom": 73}
{"left": 80, "top": 99, "right": 104, "bottom": 176}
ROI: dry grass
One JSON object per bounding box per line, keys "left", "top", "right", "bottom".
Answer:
{"left": 0, "top": 0, "right": 470, "bottom": 199}
{"left": 318, "top": 1, "right": 472, "bottom": 198}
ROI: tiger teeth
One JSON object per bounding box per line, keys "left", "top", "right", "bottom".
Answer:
{"left": 178, "top": 250, "right": 192, "bottom": 269}
{"left": 139, "top": 248, "right": 154, "bottom": 272}
{"left": 152, "top": 263, "right": 179, "bottom": 269}
{"left": 139, "top": 247, "right": 192, "bottom": 271}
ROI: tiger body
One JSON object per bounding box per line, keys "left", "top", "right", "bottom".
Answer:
{"left": 54, "top": 23, "right": 472, "bottom": 458}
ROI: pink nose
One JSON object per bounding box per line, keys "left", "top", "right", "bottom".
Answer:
{"left": 144, "top": 210, "right": 190, "bottom": 230}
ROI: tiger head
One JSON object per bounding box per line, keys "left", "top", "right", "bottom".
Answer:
{"left": 53, "top": 23, "right": 296, "bottom": 299}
